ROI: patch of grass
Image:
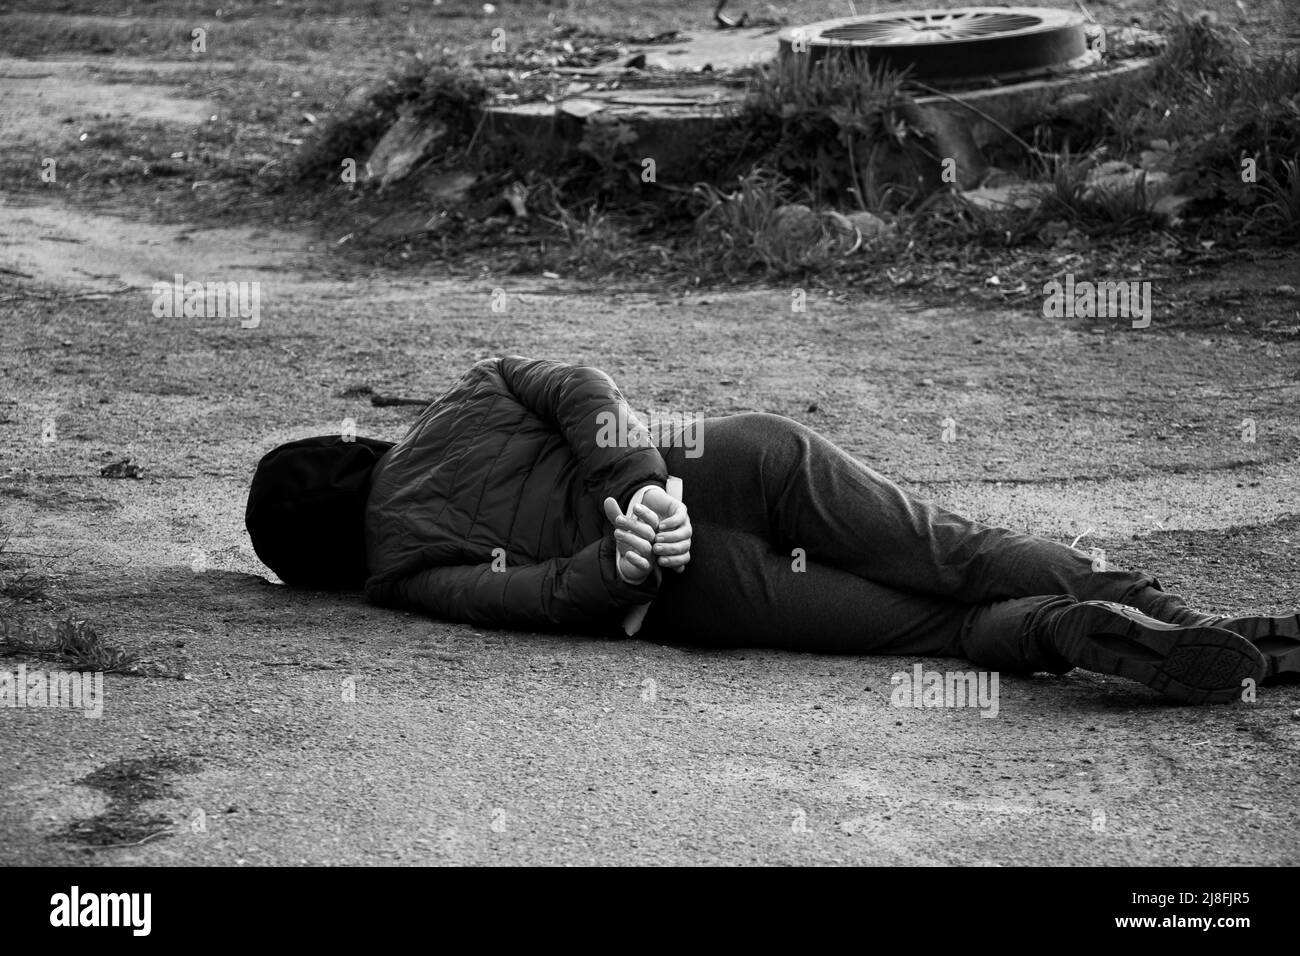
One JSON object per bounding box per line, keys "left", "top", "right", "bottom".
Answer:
{"left": 1087, "top": 10, "right": 1300, "bottom": 234}
{"left": 1037, "top": 149, "right": 1168, "bottom": 235}
{"left": 575, "top": 117, "right": 645, "bottom": 195}
{"left": 0, "top": 616, "right": 141, "bottom": 675}
{"left": 293, "top": 58, "right": 490, "bottom": 184}
{"left": 690, "top": 167, "right": 860, "bottom": 277}
{"left": 0, "top": 531, "right": 51, "bottom": 605}
{"left": 54, "top": 618, "right": 139, "bottom": 674}
{"left": 897, "top": 189, "right": 1034, "bottom": 248}
{"left": 1, "top": 532, "right": 137, "bottom": 674}
{"left": 723, "top": 55, "right": 917, "bottom": 208}
{"left": 904, "top": 149, "right": 1170, "bottom": 248}
{"left": 0, "top": 11, "right": 427, "bottom": 61}
{"left": 1252, "top": 155, "right": 1300, "bottom": 239}
{"left": 0, "top": 14, "right": 194, "bottom": 59}
{"left": 541, "top": 194, "right": 640, "bottom": 275}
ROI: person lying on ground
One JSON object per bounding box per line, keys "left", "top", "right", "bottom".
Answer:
{"left": 245, "top": 355, "right": 1300, "bottom": 705}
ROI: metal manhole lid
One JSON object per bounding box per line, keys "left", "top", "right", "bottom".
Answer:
{"left": 778, "top": 7, "right": 1090, "bottom": 82}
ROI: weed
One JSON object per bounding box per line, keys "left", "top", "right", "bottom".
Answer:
{"left": 0, "top": 533, "right": 51, "bottom": 605}
{"left": 691, "top": 167, "right": 856, "bottom": 277}
{"left": 1038, "top": 148, "right": 1166, "bottom": 234}
{"left": 294, "top": 59, "right": 489, "bottom": 183}
{"left": 54, "top": 618, "right": 139, "bottom": 674}
{"left": 1092, "top": 10, "right": 1300, "bottom": 231}
{"left": 576, "top": 117, "right": 643, "bottom": 195}
{"left": 729, "top": 55, "right": 916, "bottom": 207}
{"left": 1253, "top": 156, "right": 1300, "bottom": 237}
{"left": 556, "top": 203, "right": 635, "bottom": 273}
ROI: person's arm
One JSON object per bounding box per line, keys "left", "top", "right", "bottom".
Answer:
{"left": 494, "top": 356, "right": 667, "bottom": 510}
{"left": 375, "top": 536, "right": 658, "bottom": 631}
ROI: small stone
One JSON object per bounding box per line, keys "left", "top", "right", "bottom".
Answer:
{"left": 419, "top": 169, "right": 478, "bottom": 206}
{"left": 844, "top": 210, "right": 892, "bottom": 243}
{"left": 365, "top": 111, "right": 449, "bottom": 189}
{"left": 1054, "top": 92, "right": 1094, "bottom": 115}
{"left": 769, "top": 204, "right": 820, "bottom": 244}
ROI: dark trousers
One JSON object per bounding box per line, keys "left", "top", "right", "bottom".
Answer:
{"left": 643, "top": 413, "right": 1196, "bottom": 672}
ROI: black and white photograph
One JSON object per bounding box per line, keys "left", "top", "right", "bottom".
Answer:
{"left": 0, "top": 0, "right": 1297, "bottom": 903}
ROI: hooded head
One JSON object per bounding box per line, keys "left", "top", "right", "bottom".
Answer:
{"left": 244, "top": 435, "right": 394, "bottom": 590}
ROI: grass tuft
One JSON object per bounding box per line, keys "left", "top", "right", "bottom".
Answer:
{"left": 0, "top": 534, "right": 51, "bottom": 605}
{"left": 691, "top": 167, "right": 863, "bottom": 277}
{"left": 294, "top": 59, "right": 489, "bottom": 184}
{"left": 54, "top": 618, "right": 140, "bottom": 674}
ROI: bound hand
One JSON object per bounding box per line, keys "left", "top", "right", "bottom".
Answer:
{"left": 638, "top": 486, "right": 692, "bottom": 572}
{"left": 602, "top": 496, "right": 659, "bottom": 585}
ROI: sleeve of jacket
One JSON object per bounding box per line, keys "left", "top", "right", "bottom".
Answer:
{"left": 378, "top": 536, "right": 659, "bottom": 631}
{"left": 494, "top": 355, "right": 667, "bottom": 509}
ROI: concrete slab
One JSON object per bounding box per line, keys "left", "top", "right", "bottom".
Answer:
{"left": 482, "top": 54, "right": 1159, "bottom": 187}
{"left": 914, "top": 56, "right": 1159, "bottom": 151}
{"left": 628, "top": 27, "right": 781, "bottom": 73}
{"left": 484, "top": 85, "right": 745, "bottom": 182}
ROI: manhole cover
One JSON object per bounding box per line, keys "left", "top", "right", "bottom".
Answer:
{"left": 778, "top": 7, "right": 1090, "bottom": 82}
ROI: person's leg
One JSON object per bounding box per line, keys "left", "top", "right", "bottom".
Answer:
{"left": 643, "top": 522, "right": 962, "bottom": 653}
{"left": 642, "top": 520, "right": 1073, "bottom": 671}
{"left": 952, "top": 596, "right": 1263, "bottom": 701}
{"left": 642, "top": 523, "right": 1263, "bottom": 702}
{"left": 662, "top": 414, "right": 1193, "bottom": 619}
{"left": 653, "top": 413, "right": 1270, "bottom": 697}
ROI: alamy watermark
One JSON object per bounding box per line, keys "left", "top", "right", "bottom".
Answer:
{"left": 1042, "top": 273, "right": 1151, "bottom": 328}
{"left": 595, "top": 407, "right": 703, "bottom": 458}
{"left": 50, "top": 886, "right": 150, "bottom": 936}
{"left": 151, "top": 273, "right": 261, "bottom": 328}
{"left": 890, "top": 664, "right": 1000, "bottom": 718}
{"left": 1, "top": 665, "right": 103, "bottom": 718}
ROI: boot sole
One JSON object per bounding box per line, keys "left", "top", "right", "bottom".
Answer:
{"left": 1055, "top": 601, "right": 1265, "bottom": 705}
{"left": 1218, "top": 613, "right": 1300, "bottom": 682}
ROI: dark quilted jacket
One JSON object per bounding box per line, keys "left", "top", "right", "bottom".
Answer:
{"left": 364, "top": 356, "right": 666, "bottom": 632}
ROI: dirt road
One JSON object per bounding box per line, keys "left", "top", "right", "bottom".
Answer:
{"left": 2, "top": 25, "right": 1298, "bottom": 866}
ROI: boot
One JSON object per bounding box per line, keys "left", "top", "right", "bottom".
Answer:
{"left": 1045, "top": 600, "right": 1265, "bottom": 705}
{"left": 1109, "top": 585, "right": 1299, "bottom": 686}
{"left": 1204, "top": 612, "right": 1300, "bottom": 684}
